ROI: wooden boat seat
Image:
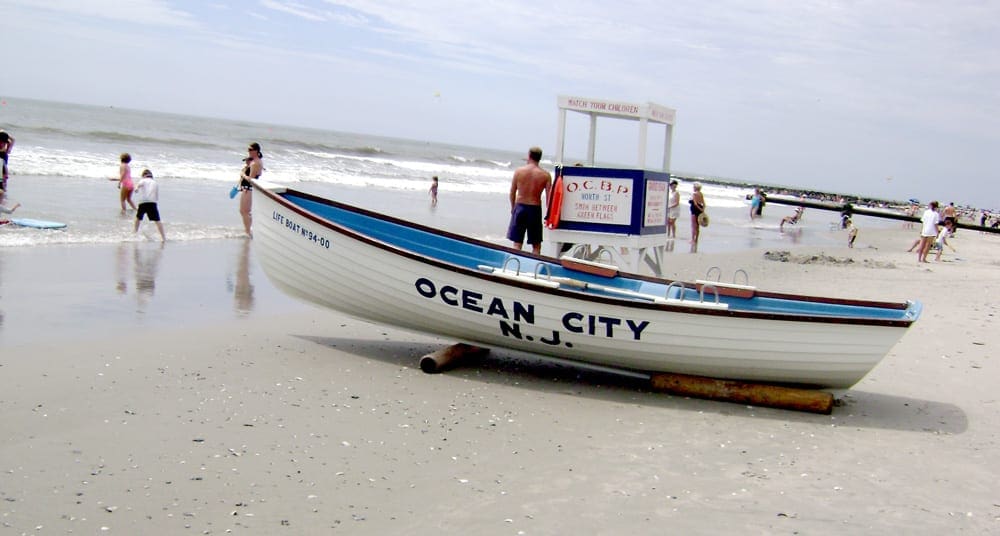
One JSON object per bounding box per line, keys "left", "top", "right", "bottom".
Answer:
{"left": 559, "top": 256, "right": 619, "bottom": 278}
{"left": 694, "top": 280, "right": 756, "bottom": 299}
{"left": 653, "top": 296, "right": 729, "bottom": 310}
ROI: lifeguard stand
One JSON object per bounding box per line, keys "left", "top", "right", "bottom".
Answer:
{"left": 547, "top": 95, "right": 676, "bottom": 273}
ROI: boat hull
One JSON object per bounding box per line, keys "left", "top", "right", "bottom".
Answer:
{"left": 254, "top": 185, "right": 917, "bottom": 389}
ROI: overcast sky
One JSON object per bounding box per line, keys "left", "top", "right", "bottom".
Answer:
{"left": 4, "top": 0, "right": 999, "bottom": 207}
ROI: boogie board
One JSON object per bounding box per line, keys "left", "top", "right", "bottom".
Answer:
{"left": 9, "top": 218, "right": 68, "bottom": 229}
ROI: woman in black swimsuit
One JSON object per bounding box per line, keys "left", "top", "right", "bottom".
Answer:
{"left": 238, "top": 142, "right": 263, "bottom": 238}
{"left": 689, "top": 181, "right": 706, "bottom": 245}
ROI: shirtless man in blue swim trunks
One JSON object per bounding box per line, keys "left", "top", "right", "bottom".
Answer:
{"left": 506, "top": 146, "right": 552, "bottom": 255}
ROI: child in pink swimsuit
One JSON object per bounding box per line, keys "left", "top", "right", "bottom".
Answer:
{"left": 115, "top": 152, "right": 137, "bottom": 213}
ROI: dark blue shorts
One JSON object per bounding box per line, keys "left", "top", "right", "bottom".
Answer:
{"left": 137, "top": 202, "right": 161, "bottom": 222}
{"left": 506, "top": 203, "right": 543, "bottom": 245}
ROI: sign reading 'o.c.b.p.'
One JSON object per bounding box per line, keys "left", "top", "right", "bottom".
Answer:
{"left": 551, "top": 166, "right": 670, "bottom": 236}
{"left": 560, "top": 176, "right": 633, "bottom": 225}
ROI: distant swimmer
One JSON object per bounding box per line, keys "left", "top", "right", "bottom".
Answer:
{"left": 429, "top": 175, "right": 438, "bottom": 207}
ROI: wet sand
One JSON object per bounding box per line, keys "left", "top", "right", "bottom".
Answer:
{"left": 1, "top": 227, "right": 998, "bottom": 534}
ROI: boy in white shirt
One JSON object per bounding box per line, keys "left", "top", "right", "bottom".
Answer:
{"left": 933, "top": 220, "right": 956, "bottom": 262}
{"left": 133, "top": 169, "right": 165, "bottom": 242}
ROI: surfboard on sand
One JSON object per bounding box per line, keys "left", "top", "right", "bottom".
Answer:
{"left": 8, "top": 218, "right": 68, "bottom": 229}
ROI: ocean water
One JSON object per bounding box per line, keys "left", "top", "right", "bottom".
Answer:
{"left": 0, "top": 96, "right": 891, "bottom": 253}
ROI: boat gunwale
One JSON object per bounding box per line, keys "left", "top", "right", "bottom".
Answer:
{"left": 254, "top": 183, "right": 917, "bottom": 328}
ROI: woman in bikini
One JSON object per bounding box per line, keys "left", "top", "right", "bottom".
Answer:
{"left": 237, "top": 142, "right": 263, "bottom": 238}
{"left": 113, "top": 153, "right": 137, "bottom": 213}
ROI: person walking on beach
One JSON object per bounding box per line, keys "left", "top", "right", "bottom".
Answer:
{"left": 236, "top": 142, "right": 263, "bottom": 238}
{"left": 933, "top": 220, "right": 956, "bottom": 261}
{"left": 0, "top": 130, "right": 14, "bottom": 191}
{"left": 840, "top": 202, "right": 853, "bottom": 229}
{"left": 917, "top": 201, "right": 940, "bottom": 263}
{"left": 133, "top": 169, "right": 165, "bottom": 242}
{"left": 667, "top": 180, "right": 680, "bottom": 238}
{"left": 506, "top": 146, "right": 552, "bottom": 255}
{"left": 749, "top": 188, "right": 764, "bottom": 220}
{"left": 846, "top": 218, "right": 858, "bottom": 248}
{"left": 429, "top": 175, "right": 439, "bottom": 207}
{"left": 689, "top": 182, "right": 706, "bottom": 245}
{"left": 942, "top": 202, "right": 957, "bottom": 225}
{"left": 111, "top": 153, "right": 137, "bottom": 213}
{"left": 904, "top": 202, "right": 918, "bottom": 230}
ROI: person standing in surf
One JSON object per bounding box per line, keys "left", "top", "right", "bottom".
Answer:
{"left": 0, "top": 130, "right": 14, "bottom": 191}
{"left": 133, "top": 169, "right": 165, "bottom": 242}
{"left": 112, "top": 152, "right": 137, "bottom": 213}
{"left": 689, "top": 182, "right": 706, "bottom": 245}
{"left": 506, "top": 146, "right": 551, "bottom": 255}
{"left": 667, "top": 179, "right": 680, "bottom": 238}
{"left": 237, "top": 142, "right": 263, "bottom": 238}
{"left": 749, "top": 187, "right": 766, "bottom": 220}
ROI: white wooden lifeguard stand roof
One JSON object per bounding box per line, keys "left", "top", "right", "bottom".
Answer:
{"left": 555, "top": 95, "right": 676, "bottom": 171}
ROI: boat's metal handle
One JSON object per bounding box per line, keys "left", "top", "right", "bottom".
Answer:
{"left": 534, "top": 263, "right": 552, "bottom": 281}
{"left": 502, "top": 257, "right": 521, "bottom": 275}
{"left": 705, "top": 266, "right": 721, "bottom": 282}
{"left": 699, "top": 283, "right": 721, "bottom": 304}
{"left": 595, "top": 247, "right": 615, "bottom": 265}
{"left": 665, "top": 281, "right": 686, "bottom": 301}
{"left": 568, "top": 244, "right": 590, "bottom": 258}
{"left": 733, "top": 269, "right": 750, "bottom": 285}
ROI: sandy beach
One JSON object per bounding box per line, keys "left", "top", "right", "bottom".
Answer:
{"left": 1, "top": 224, "right": 998, "bottom": 534}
